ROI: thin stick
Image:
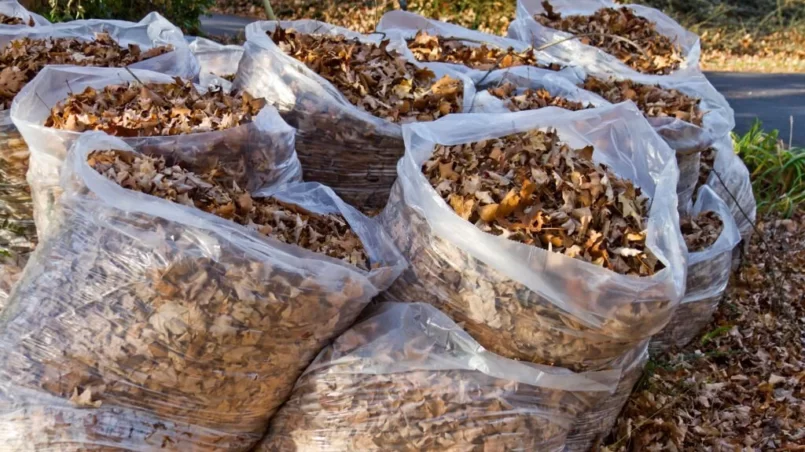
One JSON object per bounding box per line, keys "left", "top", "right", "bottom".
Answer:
{"left": 34, "top": 92, "right": 49, "bottom": 110}
{"left": 124, "top": 67, "right": 145, "bottom": 86}
{"left": 262, "top": 0, "right": 277, "bottom": 20}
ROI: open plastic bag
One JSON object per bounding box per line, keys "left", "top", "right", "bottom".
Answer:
{"left": 11, "top": 65, "right": 302, "bottom": 238}
{"left": 0, "top": 132, "right": 405, "bottom": 450}
{"left": 235, "top": 20, "right": 475, "bottom": 208}
{"left": 376, "top": 10, "right": 581, "bottom": 84}
{"left": 512, "top": 0, "right": 701, "bottom": 78}
{"left": 379, "top": 102, "right": 686, "bottom": 373}
{"left": 260, "top": 302, "right": 619, "bottom": 452}
{"left": 469, "top": 65, "right": 607, "bottom": 113}
{"left": 650, "top": 185, "right": 741, "bottom": 353}
{"left": 0, "top": 0, "right": 49, "bottom": 28}
{"left": 188, "top": 36, "right": 244, "bottom": 91}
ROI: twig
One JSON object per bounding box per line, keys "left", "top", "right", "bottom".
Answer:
{"left": 65, "top": 79, "right": 74, "bottom": 95}
{"left": 34, "top": 91, "right": 49, "bottom": 111}
{"left": 712, "top": 169, "right": 785, "bottom": 314}
{"left": 124, "top": 67, "right": 145, "bottom": 86}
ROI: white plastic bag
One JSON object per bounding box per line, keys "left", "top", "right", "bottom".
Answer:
{"left": 650, "top": 185, "right": 741, "bottom": 353}
{"left": 11, "top": 65, "right": 302, "bottom": 238}
{"left": 376, "top": 10, "right": 581, "bottom": 84}
{"left": 0, "top": 132, "right": 405, "bottom": 450}
{"left": 704, "top": 135, "right": 757, "bottom": 244}
{"left": 235, "top": 20, "right": 476, "bottom": 208}
{"left": 469, "top": 65, "right": 606, "bottom": 113}
{"left": 512, "top": 0, "right": 701, "bottom": 78}
{"left": 380, "top": 102, "right": 687, "bottom": 372}
{"left": 260, "top": 302, "right": 619, "bottom": 452}
{"left": 188, "top": 36, "right": 244, "bottom": 91}
{"left": 0, "top": 0, "right": 49, "bottom": 28}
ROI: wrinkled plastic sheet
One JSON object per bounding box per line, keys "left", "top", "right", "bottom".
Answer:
{"left": 512, "top": 0, "right": 701, "bottom": 78}
{"left": 236, "top": 20, "right": 476, "bottom": 208}
{"left": 0, "top": 132, "right": 405, "bottom": 450}
{"left": 188, "top": 36, "right": 244, "bottom": 91}
{"left": 11, "top": 65, "right": 302, "bottom": 239}
{"left": 261, "top": 302, "right": 619, "bottom": 452}
{"left": 650, "top": 185, "right": 741, "bottom": 353}
{"left": 380, "top": 102, "right": 686, "bottom": 372}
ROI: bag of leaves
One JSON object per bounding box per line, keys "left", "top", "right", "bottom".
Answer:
{"left": 188, "top": 36, "right": 244, "bottom": 91}
{"left": 12, "top": 65, "right": 301, "bottom": 238}
{"left": 235, "top": 20, "right": 475, "bottom": 208}
{"left": 379, "top": 102, "right": 687, "bottom": 373}
{"left": 259, "top": 302, "right": 620, "bottom": 452}
{"left": 0, "top": 132, "right": 405, "bottom": 450}
{"left": 469, "top": 65, "right": 608, "bottom": 114}
{"left": 0, "top": 12, "right": 198, "bottom": 282}
{"left": 376, "top": 10, "right": 581, "bottom": 84}
{"left": 511, "top": 0, "right": 701, "bottom": 78}
{"left": 0, "top": 0, "right": 49, "bottom": 28}
{"left": 650, "top": 185, "right": 741, "bottom": 353}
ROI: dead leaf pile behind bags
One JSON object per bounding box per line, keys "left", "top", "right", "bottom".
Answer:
{"left": 188, "top": 36, "right": 244, "bottom": 91}
{"left": 235, "top": 20, "right": 475, "bottom": 208}
{"left": 0, "top": 132, "right": 405, "bottom": 450}
{"left": 0, "top": 0, "right": 50, "bottom": 28}
{"left": 376, "top": 10, "right": 581, "bottom": 84}
{"left": 260, "top": 302, "right": 620, "bottom": 452}
{"left": 512, "top": 0, "right": 701, "bottom": 78}
{"left": 380, "top": 102, "right": 687, "bottom": 373}
{"left": 650, "top": 185, "right": 741, "bottom": 353}
{"left": 469, "top": 65, "right": 607, "bottom": 113}
{"left": 11, "top": 65, "right": 302, "bottom": 238}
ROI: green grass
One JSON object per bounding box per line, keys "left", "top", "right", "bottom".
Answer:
{"left": 733, "top": 120, "right": 805, "bottom": 218}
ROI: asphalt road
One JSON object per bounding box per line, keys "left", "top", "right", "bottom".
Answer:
{"left": 200, "top": 13, "right": 805, "bottom": 146}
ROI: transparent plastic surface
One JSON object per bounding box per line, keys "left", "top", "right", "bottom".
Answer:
{"left": 705, "top": 135, "right": 757, "bottom": 244}
{"left": 236, "top": 20, "right": 476, "bottom": 208}
{"left": 188, "top": 36, "right": 244, "bottom": 91}
{"left": 11, "top": 65, "right": 302, "bottom": 238}
{"left": 469, "top": 65, "right": 603, "bottom": 113}
{"left": 0, "top": 132, "right": 405, "bottom": 451}
{"left": 376, "top": 10, "right": 581, "bottom": 84}
{"left": 676, "top": 149, "right": 702, "bottom": 211}
{"left": 512, "top": 0, "right": 701, "bottom": 78}
{"left": 651, "top": 185, "right": 741, "bottom": 353}
{"left": 0, "top": 0, "right": 50, "bottom": 28}
{"left": 260, "top": 302, "right": 619, "bottom": 452}
{"left": 380, "top": 102, "right": 687, "bottom": 372}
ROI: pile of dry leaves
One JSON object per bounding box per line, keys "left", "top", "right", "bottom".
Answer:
{"left": 406, "top": 31, "right": 562, "bottom": 71}
{"left": 488, "top": 82, "right": 594, "bottom": 112}
{"left": 681, "top": 211, "right": 724, "bottom": 252}
{"left": 535, "top": 1, "right": 684, "bottom": 75}
{"left": 46, "top": 80, "right": 265, "bottom": 137}
{"left": 423, "top": 128, "right": 661, "bottom": 276}
{"left": 0, "top": 33, "right": 172, "bottom": 110}
{"left": 89, "top": 150, "right": 369, "bottom": 269}
{"left": 0, "top": 13, "right": 33, "bottom": 26}
{"left": 582, "top": 76, "right": 704, "bottom": 127}
{"left": 607, "top": 213, "right": 804, "bottom": 450}
{"left": 270, "top": 27, "right": 464, "bottom": 124}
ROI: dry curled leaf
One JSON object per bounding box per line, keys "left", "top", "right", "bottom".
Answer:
{"left": 270, "top": 27, "right": 463, "bottom": 124}
{"left": 0, "top": 13, "right": 33, "bottom": 27}
{"left": 488, "top": 81, "right": 594, "bottom": 112}
{"left": 46, "top": 79, "right": 266, "bottom": 137}
{"left": 423, "top": 128, "right": 662, "bottom": 276}
{"left": 406, "top": 30, "right": 563, "bottom": 71}
{"left": 582, "top": 75, "right": 704, "bottom": 127}
{"left": 681, "top": 211, "right": 724, "bottom": 253}
{"left": 536, "top": 1, "right": 684, "bottom": 75}
{"left": 0, "top": 33, "right": 173, "bottom": 110}
{"left": 89, "top": 150, "right": 369, "bottom": 270}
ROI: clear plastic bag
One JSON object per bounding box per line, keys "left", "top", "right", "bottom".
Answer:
{"left": 469, "top": 65, "right": 605, "bottom": 113}
{"left": 512, "top": 0, "right": 701, "bottom": 78}
{"left": 704, "top": 135, "right": 757, "bottom": 245}
{"left": 380, "top": 102, "right": 687, "bottom": 372}
{"left": 0, "top": 132, "right": 405, "bottom": 451}
{"left": 235, "top": 20, "right": 476, "bottom": 208}
{"left": 376, "top": 10, "right": 581, "bottom": 84}
{"left": 11, "top": 65, "right": 302, "bottom": 238}
{"left": 0, "top": 0, "right": 50, "bottom": 28}
{"left": 650, "top": 185, "right": 741, "bottom": 353}
{"left": 260, "top": 302, "right": 620, "bottom": 452}
{"left": 188, "top": 36, "right": 244, "bottom": 91}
